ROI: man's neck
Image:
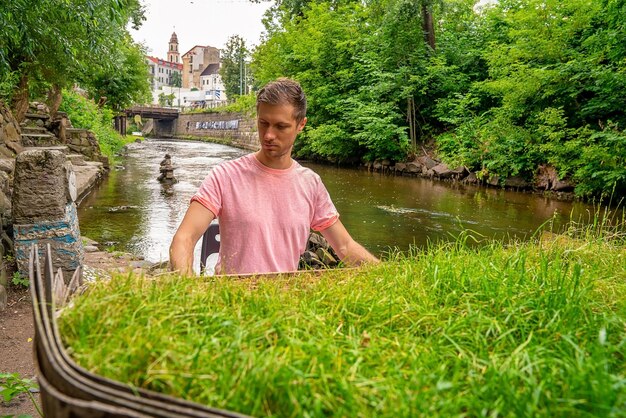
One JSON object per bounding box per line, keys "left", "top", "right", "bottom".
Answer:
{"left": 254, "top": 151, "right": 293, "bottom": 170}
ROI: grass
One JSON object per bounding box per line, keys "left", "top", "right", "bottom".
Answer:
{"left": 59, "top": 228, "right": 626, "bottom": 417}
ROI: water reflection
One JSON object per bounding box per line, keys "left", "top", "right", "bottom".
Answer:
{"left": 78, "top": 139, "right": 599, "bottom": 266}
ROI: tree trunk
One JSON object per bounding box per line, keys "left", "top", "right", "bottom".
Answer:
{"left": 46, "top": 84, "right": 63, "bottom": 120}
{"left": 422, "top": 3, "right": 436, "bottom": 51}
{"left": 11, "top": 74, "right": 30, "bottom": 123}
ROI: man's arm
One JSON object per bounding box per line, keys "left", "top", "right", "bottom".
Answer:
{"left": 320, "top": 220, "right": 379, "bottom": 266}
{"left": 169, "top": 201, "right": 216, "bottom": 275}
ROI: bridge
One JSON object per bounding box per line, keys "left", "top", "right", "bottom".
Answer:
{"left": 125, "top": 106, "right": 179, "bottom": 120}
{"left": 115, "top": 106, "right": 180, "bottom": 136}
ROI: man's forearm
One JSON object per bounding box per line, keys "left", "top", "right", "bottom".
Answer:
{"left": 169, "top": 235, "right": 195, "bottom": 275}
{"left": 341, "top": 240, "right": 380, "bottom": 266}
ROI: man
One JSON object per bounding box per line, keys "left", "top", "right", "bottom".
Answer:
{"left": 170, "top": 78, "right": 378, "bottom": 275}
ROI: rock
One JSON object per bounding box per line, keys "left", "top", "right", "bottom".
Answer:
{"left": 5, "top": 140, "right": 24, "bottom": 155}
{"left": 316, "top": 247, "right": 338, "bottom": 266}
{"left": 3, "top": 121, "right": 20, "bottom": 143}
{"left": 299, "top": 250, "right": 324, "bottom": 269}
{"left": 431, "top": 163, "right": 455, "bottom": 179}
{"left": 553, "top": 179, "right": 575, "bottom": 192}
{"left": 0, "top": 189, "right": 11, "bottom": 223}
{"left": 373, "top": 161, "right": 382, "bottom": 171}
{"left": 12, "top": 150, "right": 69, "bottom": 223}
{"left": 464, "top": 172, "right": 479, "bottom": 184}
{"left": 504, "top": 175, "right": 531, "bottom": 189}
{"left": 0, "top": 158, "right": 14, "bottom": 174}
{"left": 308, "top": 232, "right": 329, "bottom": 251}
{"left": 84, "top": 245, "right": 99, "bottom": 253}
{"left": 394, "top": 162, "right": 407, "bottom": 173}
{"left": 0, "top": 284, "right": 6, "bottom": 311}
{"left": 381, "top": 159, "right": 391, "bottom": 167}
{"left": 406, "top": 162, "right": 420, "bottom": 173}
{"left": 0, "top": 145, "right": 14, "bottom": 158}
{"left": 416, "top": 155, "right": 438, "bottom": 169}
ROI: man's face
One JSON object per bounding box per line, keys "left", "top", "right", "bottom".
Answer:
{"left": 257, "top": 102, "right": 306, "bottom": 163}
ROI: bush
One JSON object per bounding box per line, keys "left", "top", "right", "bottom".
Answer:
{"left": 59, "top": 90, "right": 132, "bottom": 157}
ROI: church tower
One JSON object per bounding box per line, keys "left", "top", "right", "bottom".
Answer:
{"left": 168, "top": 32, "right": 180, "bottom": 63}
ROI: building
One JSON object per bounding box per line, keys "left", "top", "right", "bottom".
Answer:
{"left": 200, "top": 63, "right": 227, "bottom": 103}
{"left": 146, "top": 33, "right": 228, "bottom": 107}
{"left": 181, "top": 45, "right": 220, "bottom": 90}
{"left": 146, "top": 56, "right": 183, "bottom": 91}
{"left": 145, "top": 32, "right": 183, "bottom": 92}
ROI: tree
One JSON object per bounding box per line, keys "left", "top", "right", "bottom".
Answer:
{"left": 81, "top": 38, "right": 152, "bottom": 112}
{"left": 169, "top": 71, "right": 182, "bottom": 88}
{"left": 0, "top": 0, "right": 145, "bottom": 120}
{"left": 220, "top": 35, "right": 250, "bottom": 99}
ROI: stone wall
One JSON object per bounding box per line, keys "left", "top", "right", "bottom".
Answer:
{"left": 174, "top": 112, "right": 258, "bottom": 151}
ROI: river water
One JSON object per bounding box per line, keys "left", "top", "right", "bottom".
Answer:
{"left": 77, "top": 139, "right": 598, "bottom": 267}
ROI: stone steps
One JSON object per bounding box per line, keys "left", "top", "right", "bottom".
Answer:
{"left": 23, "top": 145, "right": 69, "bottom": 154}
{"left": 67, "top": 154, "right": 86, "bottom": 166}
{"left": 21, "top": 126, "right": 49, "bottom": 134}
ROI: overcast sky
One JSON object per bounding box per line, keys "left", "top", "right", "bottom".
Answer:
{"left": 130, "top": 0, "right": 273, "bottom": 58}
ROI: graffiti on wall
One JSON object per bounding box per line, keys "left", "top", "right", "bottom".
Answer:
{"left": 195, "top": 120, "right": 239, "bottom": 130}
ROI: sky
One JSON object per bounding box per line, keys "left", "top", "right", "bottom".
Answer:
{"left": 130, "top": 0, "right": 273, "bottom": 58}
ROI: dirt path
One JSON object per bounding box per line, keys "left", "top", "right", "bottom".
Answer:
{"left": 0, "top": 249, "right": 158, "bottom": 417}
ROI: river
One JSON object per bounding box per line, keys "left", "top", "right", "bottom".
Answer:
{"left": 77, "top": 139, "right": 599, "bottom": 268}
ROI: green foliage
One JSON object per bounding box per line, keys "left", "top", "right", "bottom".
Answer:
{"left": 169, "top": 71, "right": 182, "bottom": 88}
{"left": 81, "top": 38, "right": 152, "bottom": 111}
{"left": 184, "top": 94, "right": 256, "bottom": 117}
{"left": 220, "top": 35, "right": 251, "bottom": 99}
{"left": 0, "top": 372, "right": 42, "bottom": 416}
{"left": 11, "top": 271, "right": 28, "bottom": 287}
{"left": 59, "top": 232, "right": 626, "bottom": 417}
{"left": 0, "top": 0, "right": 146, "bottom": 105}
{"left": 158, "top": 93, "right": 175, "bottom": 107}
{"left": 251, "top": 0, "right": 626, "bottom": 197}
{"left": 59, "top": 90, "right": 129, "bottom": 157}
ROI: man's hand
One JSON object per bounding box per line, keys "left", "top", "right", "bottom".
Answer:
{"left": 170, "top": 201, "right": 215, "bottom": 275}
{"left": 320, "top": 220, "right": 379, "bottom": 267}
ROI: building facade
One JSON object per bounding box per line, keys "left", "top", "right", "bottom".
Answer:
{"left": 181, "top": 45, "right": 220, "bottom": 90}
{"left": 145, "top": 33, "right": 227, "bottom": 107}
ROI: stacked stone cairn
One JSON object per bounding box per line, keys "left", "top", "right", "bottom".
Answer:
{"left": 158, "top": 154, "right": 177, "bottom": 184}
{"left": 298, "top": 232, "right": 340, "bottom": 270}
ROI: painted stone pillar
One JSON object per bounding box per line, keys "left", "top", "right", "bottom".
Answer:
{"left": 12, "top": 149, "right": 82, "bottom": 282}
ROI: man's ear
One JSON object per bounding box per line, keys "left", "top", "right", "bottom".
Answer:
{"left": 298, "top": 117, "right": 307, "bottom": 133}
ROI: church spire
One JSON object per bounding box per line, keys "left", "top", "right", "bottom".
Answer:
{"left": 168, "top": 31, "right": 180, "bottom": 63}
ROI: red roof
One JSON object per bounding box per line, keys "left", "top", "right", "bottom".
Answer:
{"left": 146, "top": 56, "right": 183, "bottom": 70}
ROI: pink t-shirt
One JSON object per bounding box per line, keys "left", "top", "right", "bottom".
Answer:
{"left": 191, "top": 153, "right": 339, "bottom": 274}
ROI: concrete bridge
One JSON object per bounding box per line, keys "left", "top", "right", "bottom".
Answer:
{"left": 115, "top": 106, "right": 179, "bottom": 136}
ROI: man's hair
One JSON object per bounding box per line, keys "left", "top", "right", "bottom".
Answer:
{"left": 256, "top": 78, "right": 307, "bottom": 123}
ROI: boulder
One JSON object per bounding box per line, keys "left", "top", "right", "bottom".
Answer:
{"left": 504, "top": 175, "right": 531, "bottom": 189}
{"left": 394, "top": 162, "right": 407, "bottom": 173}
{"left": 416, "top": 155, "right": 438, "bottom": 169}
{"left": 406, "top": 162, "right": 421, "bottom": 173}
{"left": 308, "top": 232, "right": 329, "bottom": 251}
{"left": 0, "top": 159, "right": 13, "bottom": 175}
{"left": 431, "top": 163, "right": 456, "bottom": 179}
{"left": 464, "top": 172, "right": 479, "bottom": 184}
{"left": 553, "top": 179, "right": 575, "bottom": 192}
